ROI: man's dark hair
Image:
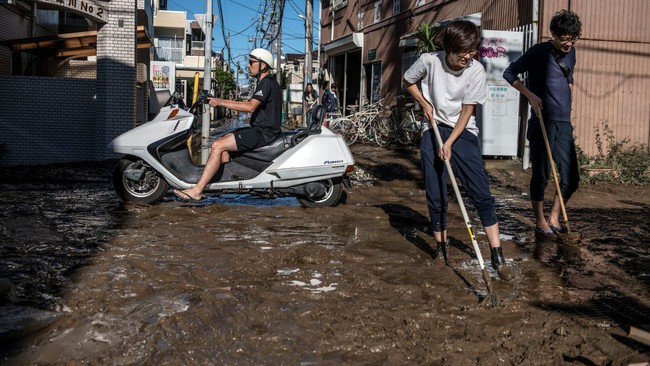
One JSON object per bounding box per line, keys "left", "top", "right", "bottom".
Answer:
{"left": 550, "top": 10, "right": 582, "bottom": 38}
{"left": 439, "top": 20, "right": 480, "bottom": 54}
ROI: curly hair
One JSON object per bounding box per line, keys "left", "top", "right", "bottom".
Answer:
{"left": 550, "top": 10, "right": 582, "bottom": 38}
{"left": 438, "top": 20, "right": 480, "bottom": 54}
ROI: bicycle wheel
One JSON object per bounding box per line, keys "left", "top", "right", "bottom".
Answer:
{"left": 395, "top": 112, "right": 413, "bottom": 145}
{"left": 372, "top": 115, "right": 394, "bottom": 148}
{"left": 330, "top": 117, "right": 358, "bottom": 145}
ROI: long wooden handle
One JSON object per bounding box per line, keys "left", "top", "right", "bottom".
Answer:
{"left": 535, "top": 109, "right": 571, "bottom": 233}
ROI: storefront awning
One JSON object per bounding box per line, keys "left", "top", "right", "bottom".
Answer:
{"left": 0, "top": 25, "right": 153, "bottom": 58}
{"left": 323, "top": 32, "right": 363, "bottom": 55}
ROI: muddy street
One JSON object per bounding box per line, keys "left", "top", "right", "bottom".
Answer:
{"left": 0, "top": 144, "right": 649, "bottom": 365}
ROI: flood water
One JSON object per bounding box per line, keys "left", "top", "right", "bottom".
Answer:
{"left": 0, "top": 144, "right": 648, "bottom": 365}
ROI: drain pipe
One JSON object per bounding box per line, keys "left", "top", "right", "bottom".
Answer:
{"left": 522, "top": 0, "right": 540, "bottom": 170}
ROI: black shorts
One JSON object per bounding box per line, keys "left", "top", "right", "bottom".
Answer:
{"left": 233, "top": 127, "right": 271, "bottom": 151}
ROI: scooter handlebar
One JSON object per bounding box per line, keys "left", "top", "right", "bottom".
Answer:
{"left": 188, "top": 91, "right": 215, "bottom": 114}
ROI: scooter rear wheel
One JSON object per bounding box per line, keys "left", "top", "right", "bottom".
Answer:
{"left": 113, "top": 156, "right": 169, "bottom": 204}
{"left": 296, "top": 179, "right": 343, "bottom": 208}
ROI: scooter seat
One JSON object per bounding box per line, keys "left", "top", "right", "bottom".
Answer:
{"left": 238, "top": 131, "right": 299, "bottom": 162}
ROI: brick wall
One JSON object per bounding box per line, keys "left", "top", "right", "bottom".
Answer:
{"left": 52, "top": 60, "right": 97, "bottom": 79}
{"left": 95, "top": 0, "right": 137, "bottom": 160}
{"left": 0, "top": 75, "right": 96, "bottom": 166}
{"left": 0, "top": 7, "right": 31, "bottom": 75}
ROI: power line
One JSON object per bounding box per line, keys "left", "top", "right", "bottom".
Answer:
{"left": 216, "top": 0, "right": 232, "bottom": 68}
{"left": 169, "top": 0, "right": 197, "bottom": 15}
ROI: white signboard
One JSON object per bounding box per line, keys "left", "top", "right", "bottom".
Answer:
{"left": 476, "top": 30, "right": 523, "bottom": 157}
{"left": 150, "top": 61, "right": 176, "bottom": 93}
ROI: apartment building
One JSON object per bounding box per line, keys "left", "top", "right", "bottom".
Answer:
{"left": 0, "top": 0, "right": 155, "bottom": 166}
{"left": 152, "top": 5, "right": 224, "bottom": 106}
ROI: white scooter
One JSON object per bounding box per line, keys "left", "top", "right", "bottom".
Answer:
{"left": 108, "top": 92, "right": 355, "bottom": 207}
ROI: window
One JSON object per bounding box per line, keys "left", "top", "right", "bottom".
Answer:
{"left": 393, "top": 0, "right": 400, "bottom": 15}
{"left": 401, "top": 50, "right": 420, "bottom": 91}
{"left": 374, "top": 1, "right": 381, "bottom": 23}
{"left": 370, "top": 62, "right": 382, "bottom": 103}
{"left": 155, "top": 37, "right": 184, "bottom": 63}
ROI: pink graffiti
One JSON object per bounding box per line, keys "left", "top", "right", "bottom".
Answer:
{"left": 479, "top": 45, "right": 508, "bottom": 58}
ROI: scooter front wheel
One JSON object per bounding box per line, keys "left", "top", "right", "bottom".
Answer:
{"left": 113, "top": 157, "right": 169, "bottom": 204}
{"left": 296, "top": 179, "right": 343, "bottom": 208}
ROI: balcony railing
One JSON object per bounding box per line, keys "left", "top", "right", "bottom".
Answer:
{"left": 154, "top": 47, "right": 183, "bottom": 63}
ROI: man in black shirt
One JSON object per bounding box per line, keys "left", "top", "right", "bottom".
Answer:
{"left": 503, "top": 10, "right": 582, "bottom": 238}
{"left": 173, "top": 48, "right": 282, "bottom": 201}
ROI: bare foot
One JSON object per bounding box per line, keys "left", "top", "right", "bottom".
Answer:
{"left": 173, "top": 189, "right": 202, "bottom": 202}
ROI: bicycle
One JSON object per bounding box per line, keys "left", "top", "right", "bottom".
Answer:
{"left": 392, "top": 99, "right": 423, "bottom": 146}
{"left": 329, "top": 114, "right": 358, "bottom": 145}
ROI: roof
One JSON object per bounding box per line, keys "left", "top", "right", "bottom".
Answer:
{"left": 0, "top": 25, "right": 153, "bottom": 58}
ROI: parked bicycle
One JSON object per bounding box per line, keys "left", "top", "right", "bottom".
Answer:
{"left": 392, "top": 100, "right": 423, "bottom": 146}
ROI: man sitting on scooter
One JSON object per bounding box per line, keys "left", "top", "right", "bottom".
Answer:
{"left": 173, "top": 48, "right": 282, "bottom": 201}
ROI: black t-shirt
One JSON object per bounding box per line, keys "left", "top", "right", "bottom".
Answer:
{"left": 251, "top": 76, "right": 282, "bottom": 142}
{"left": 503, "top": 41, "right": 576, "bottom": 122}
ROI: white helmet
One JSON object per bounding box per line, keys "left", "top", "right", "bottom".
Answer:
{"left": 249, "top": 48, "right": 274, "bottom": 71}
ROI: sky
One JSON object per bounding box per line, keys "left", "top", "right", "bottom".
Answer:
{"left": 167, "top": 0, "right": 321, "bottom": 73}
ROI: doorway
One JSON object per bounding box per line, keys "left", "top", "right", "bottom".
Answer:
{"left": 332, "top": 49, "right": 361, "bottom": 115}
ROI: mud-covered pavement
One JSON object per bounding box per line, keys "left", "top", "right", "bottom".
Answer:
{"left": 1, "top": 144, "right": 649, "bottom": 365}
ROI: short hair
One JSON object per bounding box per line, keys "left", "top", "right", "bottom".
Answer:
{"left": 439, "top": 20, "right": 480, "bottom": 54}
{"left": 550, "top": 10, "right": 582, "bottom": 38}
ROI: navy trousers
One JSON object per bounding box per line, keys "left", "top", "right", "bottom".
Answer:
{"left": 420, "top": 125, "right": 498, "bottom": 233}
{"left": 527, "top": 118, "right": 580, "bottom": 202}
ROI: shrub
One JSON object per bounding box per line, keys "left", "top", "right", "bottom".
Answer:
{"left": 577, "top": 121, "right": 650, "bottom": 185}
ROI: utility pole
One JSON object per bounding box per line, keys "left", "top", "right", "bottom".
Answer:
{"left": 202, "top": 0, "right": 213, "bottom": 164}
{"left": 302, "top": 0, "right": 313, "bottom": 124}
{"left": 275, "top": 0, "right": 284, "bottom": 85}
{"left": 305, "top": 0, "right": 313, "bottom": 85}
{"left": 316, "top": 3, "right": 321, "bottom": 90}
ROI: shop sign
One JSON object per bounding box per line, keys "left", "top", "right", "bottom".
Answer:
{"left": 35, "top": 0, "right": 108, "bottom": 23}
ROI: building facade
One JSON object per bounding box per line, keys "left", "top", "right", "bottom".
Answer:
{"left": 320, "top": 0, "right": 650, "bottom": 157}
{"left": 0, "top": 0, "right": 154, "bottom": 166}
{"left": 152, "top": 6, "right": 225, "bottom": 106}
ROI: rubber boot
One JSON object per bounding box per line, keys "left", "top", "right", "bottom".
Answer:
{"left": 437, "top": 240, "right": 449, "bottom": 264}
{"left": 490, "top": 247, "right": 513, "bottom": 281}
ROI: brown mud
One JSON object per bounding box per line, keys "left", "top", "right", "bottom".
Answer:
{"left": 0, "top": 144, "right": 649, "bottom": 365}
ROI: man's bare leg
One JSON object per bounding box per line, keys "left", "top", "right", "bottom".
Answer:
{"left": 532, "top": 200, "right": 551, "bottom": 232}
{"left": 548, "top": 194, "right": 563, "bottom": 228}
{"left": 176, "top": 133, "right": 237, "bottom": 200}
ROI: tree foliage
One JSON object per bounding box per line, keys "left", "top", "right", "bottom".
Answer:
{"left": 215, "top": 68, "right": 236, "bottom": 97}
